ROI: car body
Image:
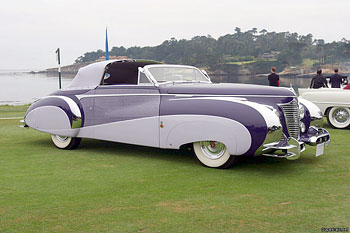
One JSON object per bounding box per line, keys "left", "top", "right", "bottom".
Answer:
{"left": 23, "top": 59, "right": 330, "bottom": 168}
{"left": 299, "top": 88, "right": 350, "bottom": 129}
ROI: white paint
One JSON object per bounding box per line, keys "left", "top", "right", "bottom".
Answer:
{"left": 41, "top": 95, "right": 82, "bottom": 118}
{"left": 64, "top": 60, "right": 116, "bottom": 90}
{"left": 298, "top": 97, "right": 322, "bottom": 118}
{"left": 159, "top": 115, "right": 251, "bottom": 155}
{"left": 77, "top": 116, "right": 160, "bottom": 148}
{"left": 25, "top": 106, "right": 71, "bottom": 131}
{"left": 298, "top": 88, "right": 350, "bottom": 114}
{"left": 76, "top": 113, "right": 252, "bottom": 155}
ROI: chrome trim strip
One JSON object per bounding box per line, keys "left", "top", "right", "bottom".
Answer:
{"left": 76, "top": 93, "right": 296, "bottom": 100}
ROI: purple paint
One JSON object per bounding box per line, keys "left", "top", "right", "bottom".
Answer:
{"left": 159, "top": 96, "right": 268, "bottom": 156}
{"left": 159, "top": 83, "right": 296, "bottom": 96}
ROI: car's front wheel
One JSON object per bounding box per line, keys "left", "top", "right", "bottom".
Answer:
{"left": 51, "top": 135, "right": 81, "bottom": 149}
{"left": 327, "top": 107, "right": 350, "bottom": 129}
{"left": 193, "top": 141, "right": 236, "bottom": 168}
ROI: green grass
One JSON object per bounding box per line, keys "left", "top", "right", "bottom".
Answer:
{"left": 227, "top": 60, "right": 256, "bottom": 65}
{"left": 1, "top": 106, "right": 349, "bottom": 232}
{"left": 0, "top": 105, "right": 30, "bottom": 118}
{"left": 301, "top": 58, "right": 319, "bottom": 67}
{"left": 226, "top": 59, "right": 277, "bottom": 66}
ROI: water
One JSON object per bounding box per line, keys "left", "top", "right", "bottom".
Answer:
{"left": 0, "top": 71, "right": 71, "bottom": 105}
{"left": 0, "top": 71, "right": 313, "bottom": 105}
{"left": 211, "top": 74, "right": 312, "bottom": 91}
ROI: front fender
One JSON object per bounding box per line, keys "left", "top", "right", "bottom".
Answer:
{"left": 161, "top": 115, "right": 251, "bottom": 155}
{"left": 160, "top": 96, "right": 282, "bottom": 156}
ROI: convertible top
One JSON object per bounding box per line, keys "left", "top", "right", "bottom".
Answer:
{"left": 64, "top": 59, "right": 160, "bottom": 90}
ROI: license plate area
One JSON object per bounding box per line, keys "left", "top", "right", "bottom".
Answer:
{"left": 316, "top": 142, "right": 325, "bottom": 157}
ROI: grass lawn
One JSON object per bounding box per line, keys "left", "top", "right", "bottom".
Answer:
{"left": 226, "top": 60, "right": 256, "bottom": 65}
{"left": 0, "top": 106, "right": 349, "bottom": 232}
{"left": 301, "top": 58, "right": 319, "bottom": 67}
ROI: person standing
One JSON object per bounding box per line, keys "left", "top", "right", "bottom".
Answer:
{"left": 310, "top": 69, "right": 328, "bottom": 89}
{"left": 268, "top": 67, "right": 280, "bottom": 87}
{"left": 329, "top": 68, "right": 346, "bottom": 88}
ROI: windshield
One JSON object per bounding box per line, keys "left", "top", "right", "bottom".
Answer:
{"left": 147, "top": 66, "right": 209, "bottom": 83}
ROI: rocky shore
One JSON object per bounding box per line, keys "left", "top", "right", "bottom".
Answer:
{"left": 36, "top": 62, "right": 94, "bottom": 77}
{"left": 35, "top": 61, "right": 350, "bottom": 78}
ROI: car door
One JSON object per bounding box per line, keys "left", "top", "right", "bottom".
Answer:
{"left": 90, "top": 72, "right": 161, "bottom": 148}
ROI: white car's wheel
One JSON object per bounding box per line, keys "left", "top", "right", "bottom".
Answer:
{"left": 51, "top": 135, "right": 81, "bottom": 149}
{"left": 327, "top": 107, "right": 350, "bottom": 129}
{"left": 193, "top": 141, "right": 236, "bottom": 168}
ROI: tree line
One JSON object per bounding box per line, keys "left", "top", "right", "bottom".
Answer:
{"left": 75, "top": 27, "right": 350, "bottom": 73}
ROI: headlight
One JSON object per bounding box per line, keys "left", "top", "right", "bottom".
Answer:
{"left": 300, "top": 121, "right": 306, "bottom": 133}
{"left": 299, "top": 104, "right": 305, "bottom": 119}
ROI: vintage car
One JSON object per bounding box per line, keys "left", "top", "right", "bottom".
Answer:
{"left": 23, "top": 59, "right": 330, "bottom": 168}
{"left": 299, "top": 88, "right": 350, "bottom": 129}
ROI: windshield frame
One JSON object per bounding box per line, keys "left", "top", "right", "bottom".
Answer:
{"left": 143, "top": 64, "right": 211, "bottom": 85}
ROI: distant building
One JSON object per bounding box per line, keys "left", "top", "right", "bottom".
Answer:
{"left": 261, "top": 51, "right": 280, "bottom": 59}
{"left": 96, "top": 56, "right": 129, "bottom": 61}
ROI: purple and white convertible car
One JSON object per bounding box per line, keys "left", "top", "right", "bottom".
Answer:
{"left": 23, "top": 59, "right": 330, "bottom": 168}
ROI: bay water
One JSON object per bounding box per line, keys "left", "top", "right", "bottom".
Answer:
{"left": 0, "top": 71, "right": 312, "bottom": 105}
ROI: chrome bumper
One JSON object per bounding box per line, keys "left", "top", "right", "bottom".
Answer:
{"left": 262, "top": 136, "right": 305, "bottom": 160}
{"left": 19, "top": 119, "right": 28, "bottom": 128}
{"left": 300, "top": 126, "right": 330, "bottom": 146}
{"left": 259, "top": 127, "right": 330, "bottom": 160}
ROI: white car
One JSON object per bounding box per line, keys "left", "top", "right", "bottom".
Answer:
{"left": 299, "top": 88, "right": 350, "bottom": 129}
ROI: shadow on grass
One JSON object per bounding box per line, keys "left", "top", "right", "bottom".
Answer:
{"left": 28, "top": 136, "right": 321, "bottom": 175}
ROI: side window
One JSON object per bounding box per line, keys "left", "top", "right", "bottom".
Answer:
{"left": 138, "top": 69, "right": 152, "bottom": 85}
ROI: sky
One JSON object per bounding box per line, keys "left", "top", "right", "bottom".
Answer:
{"left": 1, "top": 0, "right": 349, "bottom": 70}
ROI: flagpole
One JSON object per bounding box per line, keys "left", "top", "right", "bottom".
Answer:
{"left": 55, "top": 48, "right": 62, "bottom": 89}
{"left": 105, "top": 27, "right": 109, "bottom": 60}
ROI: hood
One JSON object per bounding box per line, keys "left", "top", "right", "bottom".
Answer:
{"left": 160, "top": 83, "right": 295, "bottom": 97}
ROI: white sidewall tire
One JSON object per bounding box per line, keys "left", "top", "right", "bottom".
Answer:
{"left": 328, "top": 107, "right": 350, "bottom": 129}
{"left": 51, "top": 135, "right": 73, "bottom": 149}
{"left": 193, "top": 142, "right": 231, "bottom": 168}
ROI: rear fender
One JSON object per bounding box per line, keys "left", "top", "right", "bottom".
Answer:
{"left": 24, "top": 96, "right": 82, "bottom": 137}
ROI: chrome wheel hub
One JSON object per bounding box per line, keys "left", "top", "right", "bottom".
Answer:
{"left": 56, "top": 135, "right": 68, "bottom": 142}
{"left": 200, "top": 141, "right": 226, "bottom": 160}
{"left": 333, "top": 108, "right": 349, "bottom": 124}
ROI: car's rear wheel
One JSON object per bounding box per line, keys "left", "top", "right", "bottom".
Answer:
{"left": 51, "top": 135, "right": 81, "bottom": 149}
{"left": 327, "top": 107, "right": 350, "bottom": 129}
{"left": 193, "top": 141, "right": 236, "bottom": 168}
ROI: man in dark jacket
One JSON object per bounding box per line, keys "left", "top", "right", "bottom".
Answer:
{"left": 268, "top": 67, "right": 280, "bottom": 86}
{"left": 329, "top": 68, "right": 346, "bottom": 88}
{"left": 310, "top": 69, "right": 328, "bottom": 89}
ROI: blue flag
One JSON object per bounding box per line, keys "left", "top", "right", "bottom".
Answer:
{"left": 105, "top": 27, "right": 109, "bottom": 60}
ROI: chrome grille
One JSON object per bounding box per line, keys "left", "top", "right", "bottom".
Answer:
{"left": 279, "top": 99, "right": 300, "bottom": 139}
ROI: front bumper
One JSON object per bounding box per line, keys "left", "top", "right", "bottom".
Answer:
{"left": 300, "top": 126, "right": 330, "bottom": 146}
{"left": 260, "top": 127, "right": 330, "bottom": 160}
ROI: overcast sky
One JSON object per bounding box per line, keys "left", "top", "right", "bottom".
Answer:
{"left": 1, "top": 0, "right": 349, "bottom": 70}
